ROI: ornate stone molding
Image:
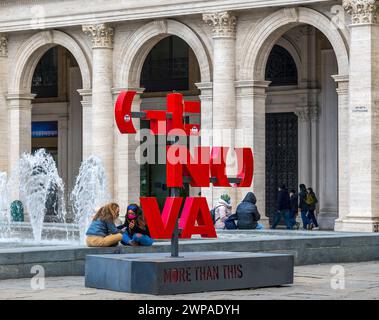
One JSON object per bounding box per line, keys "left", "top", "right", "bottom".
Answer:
{"left": 0, "top": 34, "right": 7, "bottom": 57}
{"left": 343, "top": 0, "right": 378, "bottom": 24}
{"left": 295, "top": 108, "right": 311, "bottom": 122}
{"left": 309, "top": 105, "right": 319, "bottom": 122}
{"left": 82, "top": 24, "right": 114, "bottom": 48}
{"left": 203, "top": 11, "right": 237, "bottom": 38}
{"left": 296, "top": 106, "right": 319, "bottom": 122}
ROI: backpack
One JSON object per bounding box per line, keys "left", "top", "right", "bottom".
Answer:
{"left": 210, "top": 205, "right": 222, "bottom": 225}
{"left": 305, "top": 193, "right": 315, "bottom": 205}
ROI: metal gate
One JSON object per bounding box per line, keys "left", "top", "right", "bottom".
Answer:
{"left": 265, "top": 113, "right": 298, "bottom": 224}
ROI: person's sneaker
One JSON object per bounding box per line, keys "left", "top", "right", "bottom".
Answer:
{"left": 312, "top": 227, "right": 320, "bottom": 230}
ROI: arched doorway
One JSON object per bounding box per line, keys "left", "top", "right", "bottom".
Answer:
{"left": 8, "top": 30, "right": 91, "bottom": 221}
{"left": 115, "top": 19, "right": 212, "bottom": 210}
{"left": 238, "top": 7, "right": 349, "bottom": 229}
{"left": 30, "top": 45, "right": 83, "bottom": 221}
{"left": 265, "top": 44, "right": 299, "bottom": 224}
{"left": 263, "top": 26, "right": 339, "bottom": 229}
{"left": 139, "top": 35, "right": 201, "bottom": 208}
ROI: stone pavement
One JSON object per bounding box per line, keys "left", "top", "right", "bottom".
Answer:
{"left": 1, "top": 261, "right": 379, "bottom": 300}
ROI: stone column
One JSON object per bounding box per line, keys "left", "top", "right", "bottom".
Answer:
{"left": 77, "top": 89, "right": 92, "bottom": 161}
{"left": 317, "top": 50, "right": 339, "bottom": 230}
{"left": 58, "top": 115, "right": 68, "bottom": 188}
{"left": 203, "top": 11, "right": 238, "bottom": 206}
{"left": 339, "top": 0, "right": 379, "bottom": 232}
{"left": 68, "top": 67, "right": 83, "bottom": 194}
{"left": 310, "top": 105, "right": 319, "bottom": 192}
{"left": 112, "top": 87, "right": 144, "bottom": 216}
{"left": 0, "top": 35, "right": 8, "bottom": 173}
{"left": 296, "top": 107, "right": 312, "bottom": 189}
{"left": 235, "top": 80, "right": 270, "bottom": 226}
{"left": 332, "top": 75, "right": 350, "bottom": 231}
{"left": 6, "top": 93, "right": 35, "bottom": 200}
{"left": 196, "top": 82, "right": 214, "bottom": 207}
{"left": 83, "top": 24, "right": 115, "bottom": 199}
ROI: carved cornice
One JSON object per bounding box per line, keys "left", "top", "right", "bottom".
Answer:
{"left": 343, "top": 0, "right": 378, "bottom": 24}
{"left": 203, "top": 11, "right": 237, "bottom": 38}
{"left": 82, "top": 23, "right": 114, "bottom": 48}
{"left": 0, "top": 34, "right": 7, "bottom": 57}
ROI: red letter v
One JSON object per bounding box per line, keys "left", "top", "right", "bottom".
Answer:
{"left": 140, "top": 197, "right": 183, "bottom": 239}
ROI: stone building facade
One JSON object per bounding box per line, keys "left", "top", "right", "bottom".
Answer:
{"left": 0, "top": 0, "right": 377, "bottom": 231}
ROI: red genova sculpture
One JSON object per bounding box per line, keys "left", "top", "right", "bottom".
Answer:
{"left": 115, "top": 91, "right": 254, "bottom": 240}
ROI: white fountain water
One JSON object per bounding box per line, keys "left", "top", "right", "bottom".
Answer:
{"left": 71, "top": 155, "right": 109, "bottom": 245}
{"left": 19, "top": 149, "right": 67, "bottom": 243}
{"left": 0, "top": 171, "right": 10, "bottom": 238}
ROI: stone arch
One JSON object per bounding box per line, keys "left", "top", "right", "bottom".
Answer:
{"left": 240, "top": 7, "right": 349, "bottom": 80}
{"left": 9, "top": 30, "right": 92, "bottom": 94}
{"left": 116, "top": 19, "right": 212, "bottom": 88}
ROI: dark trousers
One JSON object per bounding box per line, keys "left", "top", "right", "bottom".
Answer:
{"left": 271, "top": 210, "right": 292, "bottom": 229}
{"left": 307, "top": 210, "right": 319, "bottom": 227}
{"left": 301, "top": 209, "right": 309, "bottom": 229}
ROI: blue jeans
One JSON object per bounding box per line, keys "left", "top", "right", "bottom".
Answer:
{"left": 255, "top": 223, "right": 264, "bottom": 230}
{"left": 122, "top": 233, "right": 154, "bottom": 246}
{"left": 289, "top": 210, "right": 297, "bottom": 227}
{"left": 301, "top": 210, "right": 310, "bottom": 229}
{"left": 271, "top": 210, "right": 292, "bottom": 229}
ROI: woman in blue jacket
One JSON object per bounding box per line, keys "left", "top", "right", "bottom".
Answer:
{"left": 86, "top": 203, "right": 123, "bottom": 247}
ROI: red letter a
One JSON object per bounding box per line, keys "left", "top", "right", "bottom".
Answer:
{"left": 179, "top": 197, "right": 217, "bottom": 239}
{"left": 140, "top": 197, "right": 183, "bottom": 239}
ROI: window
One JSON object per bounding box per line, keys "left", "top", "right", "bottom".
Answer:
{"left": 31, "top": 47, "right": 59, "bottom": 98}
{"left": 265, "top": 45, "right": 298, "bottom": 86}
{"left": 141, "top": 36, "right": 189, "bottom": 92}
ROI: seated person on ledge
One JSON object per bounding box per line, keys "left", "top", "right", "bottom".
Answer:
{"left": 86, "top": 203, "right": 123, "bottom": 247}
{"left": 118, "top": 204, "right": 154, "bottom": 247}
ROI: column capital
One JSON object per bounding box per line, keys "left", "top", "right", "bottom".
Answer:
{"left": 82, "top": 24, "right": 114, "bottom": 49}
{"left": 77, "top": 89, "right": 92, "bottom": 108}
{"left": 203, "top": 11, "right": 237, "bottom": 38}
{"left": 0, "top": 34, "right": 8, "bottom": 57}
{"left": 343, "top": 0, "right": 378, "bottom": 24}
{"left": 111, "top": 87, "right": 145, "bottom": 96}
{"left": 296, "top": 106, "right": 319, "bottom": 122}
{"left": 235, "top": 80, "right": 271, "bottom": 98}
{"left": 77, "top": 88, "right": 92, "bottom": 97}
{"left": 195, "top": 82, "right": 213, "bottom": 101}
{"left": 6, "top": 93, "right": 36, "bottom": 101}
{"left": 295, "top": 107, "right": 311, "bottom": 122}
{"left": 332, "top": 74, "right": 349, "bottom": 95}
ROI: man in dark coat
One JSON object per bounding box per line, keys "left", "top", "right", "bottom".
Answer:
{"left": 236, "top": 192, "right": 263, "bottom": 229}
{"left": 271, "top": 184, "right": 292, "bottom": 229}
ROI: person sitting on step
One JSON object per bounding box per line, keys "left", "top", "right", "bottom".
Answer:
{"left": 85, "top": 203, "right": 124, "bottom": 247}
{"left": 119, "top": 204, "right": 154, "bottom": 246}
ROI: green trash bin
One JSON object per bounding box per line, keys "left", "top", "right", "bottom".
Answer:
{"left": 10, "top": 200, "right": 24, "bottom": 222}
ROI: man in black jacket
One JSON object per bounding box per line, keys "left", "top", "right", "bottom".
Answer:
{"left": 271, "top": 184, "right": 293, "bottom": 229}
{"left": 236, "top": 192, "right": 263, "bottom": 229}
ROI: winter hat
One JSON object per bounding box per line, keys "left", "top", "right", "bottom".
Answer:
{"left": 220, "top": 194, "right": 231, "bottom": 204}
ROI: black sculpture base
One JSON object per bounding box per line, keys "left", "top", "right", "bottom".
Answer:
{"left": 85, "top": 251, "right": 294, "bottom": 295}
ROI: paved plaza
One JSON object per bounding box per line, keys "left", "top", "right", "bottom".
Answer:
{"left": 1, "top": 261, "right": 379, "bottom": 300}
